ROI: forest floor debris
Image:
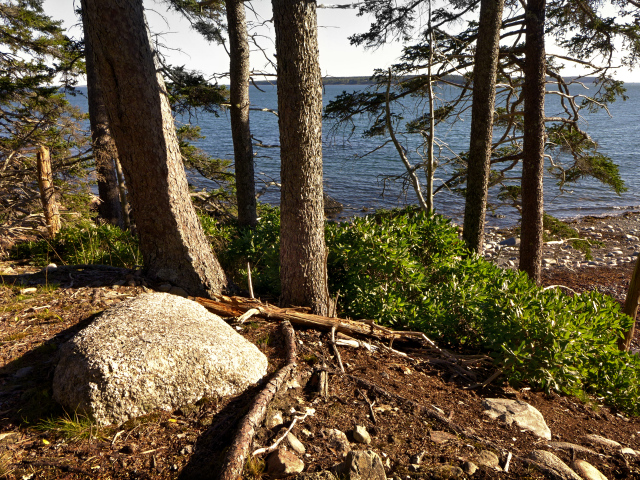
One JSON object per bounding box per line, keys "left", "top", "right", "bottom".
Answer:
{"left": 0, "top": 212, "right": 640, "bottom": 479}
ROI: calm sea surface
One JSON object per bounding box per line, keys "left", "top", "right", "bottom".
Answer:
{"left": 70, "top": 83, "right": 640, "bottom": 227}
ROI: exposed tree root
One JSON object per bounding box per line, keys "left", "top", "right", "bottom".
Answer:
{"left": 217, "top": 320, "right": 297, "bottom": 480}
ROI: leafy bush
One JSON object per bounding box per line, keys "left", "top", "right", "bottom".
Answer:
{"left": 11, "top": 221, "right": 140, "bottom": 268}
{"left": 219, "top": 204, "right": 282, "bottom": 296}
{"left": 225, "top": 206, "right": 640, "bottom": 415}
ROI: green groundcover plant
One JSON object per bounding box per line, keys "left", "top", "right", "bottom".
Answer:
{"left": 227, "top": 207, "right": 640, "bottom": 416}
{"left": 12, "top": 206, "right": 640, "bottom": 415}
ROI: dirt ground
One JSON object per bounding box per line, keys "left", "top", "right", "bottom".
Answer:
{"left": 1, "top": 215, "right": 640, "bottom": 479}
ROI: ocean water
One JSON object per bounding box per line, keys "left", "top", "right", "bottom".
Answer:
{"left": 69, "top": 82, "right": 640, "bottom": 227}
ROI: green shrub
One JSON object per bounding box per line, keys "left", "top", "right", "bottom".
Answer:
{"left": 224, "top": 206, "right": 640, "bottom": 415}
{"left": 11, "top": 221, "right": 140, "bottom": 268}
{"left": 219, "top": 204, "right": 281, "bottom": 296}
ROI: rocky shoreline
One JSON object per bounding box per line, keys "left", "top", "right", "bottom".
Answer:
{"left": 478, "top": 210, "right": 640, "bottom": 271}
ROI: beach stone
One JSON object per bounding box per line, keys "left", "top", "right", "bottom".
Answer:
{"left": 528, "top": 450, "right": 581, "bottom": 480}
{"left": 267, "top": 449, "right": 304, "bottom": 477}
{"left": 546, "top": 441, "right": 598, "bottom": 455}
{"left": 462, "top": 461, "right": 478, "bottom": 475}
{"left": 324, "top": 428, "right": 351, "bottom": 457}
{"left": 430, "top": 430, "right": 457, "bottom": 444}
{"left": 500, "top": 237, "right": 520, "bottom": 246}
{"left": 53, "top": 293, "right": 268, "bottom": 425}
{"left": 266, "top": 411, "right": 284, "bottom": 429}
{"left": 581, "top": 434, "right": 621, "bottom": 449}
{"left": 475, "top": 450, "right": 500, "bottom": 469}
{"left": 353, "top": 425, "right": 371, "bottom": 444}
{"left": 332, "top": 450, "right": 386, "bottom": 480}
{"left": 287, "top": 433, "right": 306, "bottom": 455}
{"left": 572, "top": 459, "right": 608, "bottom": 480}
{"left": 157, "top": 283, "right": 171, "bottom": 292}
{"left": 482, "top": 398, "right": 551, "bottom": 440}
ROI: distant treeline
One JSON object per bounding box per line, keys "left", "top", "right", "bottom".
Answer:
{"left": 250, "top": 75, "right": 601, "bottom": 86}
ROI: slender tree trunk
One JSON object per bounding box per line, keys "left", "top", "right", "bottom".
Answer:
{"left": 272, "top": 0, "right": 329, "bottom": 315}
{"left": 82, "top": 13, "right": 123, "bottom": 228}
{"left": 620, "top": 257, "right": 640, "bottom": 351}
{"left": 425, "top": 1, "right": 435, "bottom": 212}
{"left": 519, "top": 0, "right": 546, "bottom": 283}
{"left": 462, "top": 0, "right": 505, "bottom": 254}
{"left": 81, "top": 0, "right": 227, "bottom": 297}
{"left": 36, "top": 146, "right": 61, "bottom": 237}
{"left": 226, "top": 0, "right": 257, "bottom": 228}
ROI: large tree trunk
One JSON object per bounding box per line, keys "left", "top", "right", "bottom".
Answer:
{"left": 272, "top": 0, "right": 329, "bottom": 315}
{"left": 81, "top": 0, "right": 227, "bottom": 297}
{"left": 225, "top": 0, "right": 257, "bottom": 228}
{"left": 518, "top": 0, "right": 546, "bottom": 284}
{"left": 462, "top": 0, "right": 505, "bottom": 254}
{"left": 82, "top": 12, "right": 123, "bottom": 228}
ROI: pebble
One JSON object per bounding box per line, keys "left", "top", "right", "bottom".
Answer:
{"left": 353, "top": 425, "right": 371, "bottom": 445}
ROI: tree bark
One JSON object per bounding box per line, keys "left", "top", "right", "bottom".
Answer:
{"left": 82, "top": 13, "right": 123, "bottom": 228}
{"left": 462, "top": 0, "right": 505, "bottom": 254}
{"left": 620, "top": 256, "right": 640, "bottom": 351}
{"left": 225, "top": 0, "right": 257, "bottom": 228}
{"left": 272, "top": 0, "right": 329, "bottom": 315}
{"left": 36, "top": 146, "right": 61, "bottom": 237}
{"left": 81, "top": 0, "right": 226, "bottom": 297}
{"left": 518, "top": 0, "right": 546, "bottom": 284}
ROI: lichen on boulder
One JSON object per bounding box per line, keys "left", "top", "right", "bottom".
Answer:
{"left": 53, "top": 292, "right": 268, "bottom": 425}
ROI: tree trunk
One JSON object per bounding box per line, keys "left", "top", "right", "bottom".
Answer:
{"left": 272, "top": 0, "right": 329, "bottom": 315}
{"left": 620, "top": 256, "right": 640, "bottom": 351}
{"left": 225, "top": 0, "right": 257, "bottom": 228}
{"left": 462, "top": 0, "right": 505, "bottom": 254}
{"left": 518, "top": 0, "right": 546, "bottom": 284}
{"left": 82, "top": 13, "right": 123, "bottom": 228}
{"left": 81, "top": 0, "right": 227, "bottom": 297}
{"left": 36, "top": 146, "right": 61, "bottom": 237}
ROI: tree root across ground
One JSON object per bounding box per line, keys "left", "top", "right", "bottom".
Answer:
{"left": 1, "top": 255, "right": 640, "bottom": 477}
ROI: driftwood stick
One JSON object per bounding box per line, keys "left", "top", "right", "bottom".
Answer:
{"left": 238, "top": 308, "right": 260, "bottom": 324}
{"left": 217, "top": 321, "right": 297, "bottom": 480}
{"left": 331, "top": 326, "right": 345, "bottom": 373}
{"left": 357, "top": 389, "right": 378, "bottom": 424}
{"left": 504, "top": 451, "right": 512, "bottom": 473}
{"left": 251, "top": 409, "right": 314, "bottom": 456}
{"left": 247, "top": 262, "right": 254, "bottom": 299}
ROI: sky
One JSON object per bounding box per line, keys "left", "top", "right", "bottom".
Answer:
{"left": 43, "top": 0, "right": 638, "bottom": 84}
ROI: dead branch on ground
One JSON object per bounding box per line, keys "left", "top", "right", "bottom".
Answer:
{"left": 217, "top": 320, "right": 297, "bottom": 480}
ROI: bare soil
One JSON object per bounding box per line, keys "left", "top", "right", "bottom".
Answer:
{"left": 1, "top": 214, "right": 640, "bottom": 479}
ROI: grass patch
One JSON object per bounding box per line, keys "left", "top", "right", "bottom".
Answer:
{"left": 11, "top": 221, "right": 140, "bottom": 268}
{"left": 2, "top": 332, "right": 28, "bottom": 342}
{"left": 37, "top": 412, "right": 105, "bottom": 442}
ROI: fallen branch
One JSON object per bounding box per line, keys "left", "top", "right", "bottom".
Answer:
{"left": 217, "top": 321, "right": 297, "bottom": 480}
{"left": 251, "top": 408, "right": 315, "bottom": 456}
{"left": 331, "top": 326, "right": 345, "bottom": 373}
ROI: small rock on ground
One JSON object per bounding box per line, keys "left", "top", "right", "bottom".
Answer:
{"left": 267, "top": 449, "right": 304, "bottom": 477}
{"left": 483, "top": 398, "right": 552, "bottom": 440}
{"left": 572, "top": 459, "right": 608, "bottom": 480}
{"left": 528, "top": 450, "right": 582, "bottom": 480}
{"left": 353, "top": 425, "right": 371, "bottom": 444}
{"left": 332, "top": 450, "right": 386, "bottom": 480}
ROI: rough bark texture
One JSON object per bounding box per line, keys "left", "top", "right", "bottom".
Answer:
{"left": 519, "top": 0, "right": 546, "bottom": 284}
{"left": 272, "top": 0, "right": 329, "bottom": 315}
{"left": 81, "top": 0, "right": 226, "bottom": 297}
{"left": 36, "top": 146, "right": 60, "bottom": 237}
{"left": 225, "top": 0, "right": 257, "bottom": 228}
{"left": 621, "top": 256, "right": 640, "bottom": 350}
{"left": 462, "top": 0, "right": 505, "bottom": 254}
{"left": 82, "top": 15, "right": 123, "bottom": 228}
